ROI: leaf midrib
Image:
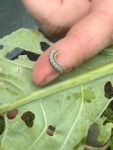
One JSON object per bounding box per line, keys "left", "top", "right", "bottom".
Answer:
{"left": 0, "top": 61, "right": 113, "bottom": 113}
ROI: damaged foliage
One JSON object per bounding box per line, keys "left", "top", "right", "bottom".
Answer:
{"left": 0, "top": 28, "right": 113, "bottom": 150}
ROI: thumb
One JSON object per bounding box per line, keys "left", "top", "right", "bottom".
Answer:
{"left": 32, "top": 11, "right": 113, "bottom": 86}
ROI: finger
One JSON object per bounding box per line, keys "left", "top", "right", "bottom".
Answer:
{"left": 22, "top": 0, "right": 90, "bottom": 37}
{"left": 22, "top": 0, "right": 90, "bottom": 21}
{"left": 22, "top": 0, "right": 61, "bottom": 19}
{"left": 32, "top": 0, "right": 113, "bottom": 85}
{"left": 91, "top": 0, "right": 113, "bottom": 14}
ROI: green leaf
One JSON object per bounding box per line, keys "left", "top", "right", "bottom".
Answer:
{"left": 108, "top": 134, "right": 113, "bottom": 149}
{"left": 0, "top": 28, "right": 51, "bottom": 57}
{"left": 90, "top": 117, "right": 113, "bottom": 145}
{"left": 98, "top": 121, "right": 113, "bottom": 144}
{"left": 0, "top": 28, "right": 113, "bottom": 150}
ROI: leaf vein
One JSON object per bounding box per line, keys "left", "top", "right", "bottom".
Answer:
{"left": 60, "top": 87, "right": 84, "bottom": 150}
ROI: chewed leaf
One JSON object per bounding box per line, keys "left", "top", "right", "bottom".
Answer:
{"left": 94, "top": 117, "right": 113, "bottom": 144}
{"left": 0, "top": 28, "right": 113, "bottom": 150}
{"left": 7, "top": 109, "right": 18, "bottom": 120}
{"left": 0, "top": 56, "right": 38, "bottom": 104}
{"left": 21, "top": 111, "right": 35, "bottom": 128}
{"left": 0, "top": 45, "right": 4, "bottom": 50}
{"left": 0, "top": 114, "right": 5, "bottom": 135}
{"left": 46, "top": 125, "right": 56, "bottom": 136}
{"left": 0, "top": 28, "right": 51, "bottom": 57}
{"left": 104, "top": 81, "right": 113, "bottom": 99}
{"left": 40, "top": 41, "right": 50, "bottom": 51}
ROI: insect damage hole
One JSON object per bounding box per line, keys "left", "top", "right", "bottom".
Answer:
{"left": 5, "top": 47, "right": 24, "bottom": 60}
{"left": 21, "top": 111, "right": 35, "bottom": 128}
{"left": 46, "top": 125, "right": 56, "bottom": 136}
{"left": 104, "top": 81, "right": 113, "bottom": 99}
{"left": 7, "top": 109, "right": 18, "bottom": 120}
{"left": 5, "top": 47, "right": 39, "bottom": 61}
{"left": 108, "top": 100, "right": 113, "bottom": 110}
{"left": 26, "top": 51, "right": 39, "bottom": 61}
{"left": 0, "top": 45, "right": 4, "bottom": 50}
{"left": 40, "top": 42, "right": 50, "bottom": 51}
{"left": 0, "top": 114, "right": 5, "bottom": 135}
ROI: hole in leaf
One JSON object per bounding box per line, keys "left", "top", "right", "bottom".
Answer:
{"left": 5, "top": 47, "right": 25, "bottom": 60}
{"left": 5, "top": 47, "right": 40, "bottom": 61}
{"left": 104, "top": 81, "right": 113, "bottom": 99}
{"left": 0, "top": 45, "right": 4, "bottom": 50}
{"left": 0, "top": 114, "right": 5, "bottom": 135}
{"left": 46, "top": 125, "right": 56, "bottom": 136}
{"left": 86, "top": 123, "right": 105, "bottom": 148}
{"left": 40, "top": 42, "right": 50, "bottom": 51}
{"left": 7, "top": 109, "right": 18, "bottom": 120}
{"left": 101, "top": 100, "right": 113, "bottom": 124}
{"left": 26, "top": 51, "right": 39, "bottom": 61}
{"left": 21, "top": 111, "right": 35, "bottom": 128}
{"left": 108, "top": 100, "right": 113, "bottom": 111}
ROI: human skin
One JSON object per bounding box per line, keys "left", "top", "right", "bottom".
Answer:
{"left": 22, "top": 0, "right": 113, "bottom": 85}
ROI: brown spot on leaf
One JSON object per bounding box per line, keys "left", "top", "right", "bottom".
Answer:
{"left": 21, "top": 111, "right": 35, "bottom": 128}
{"left": 46, "top": 125, "right": 56, "bottom": 136}
{"left": 7, "top": 109, "right": 18, "bottom": 120}
{"left": 104, "top": 81, "right": 113, "bottom": 99}
{"left": 0, "top": 114, "right": 5, "bottom": 135}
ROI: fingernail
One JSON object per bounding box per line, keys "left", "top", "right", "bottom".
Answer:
{"left": 42, "top": 73, "right": 59, "bottom": 85}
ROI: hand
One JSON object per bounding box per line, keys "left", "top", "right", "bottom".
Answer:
{"left": 22, "top": 0, "right": 113, "bottom": 85}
